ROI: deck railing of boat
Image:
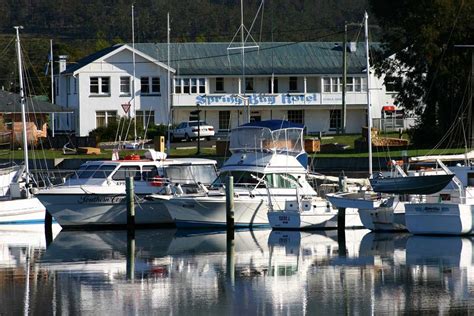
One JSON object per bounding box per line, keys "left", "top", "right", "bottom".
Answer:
{"left": 30, "top": 169, "right": 211, "bottom": 190}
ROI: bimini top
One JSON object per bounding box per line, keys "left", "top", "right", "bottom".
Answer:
{"left": 229, "top": 120, "right": 305, "bottom": 157}
{"left": 239, "top": 120, "right": 304, "bottom": 131}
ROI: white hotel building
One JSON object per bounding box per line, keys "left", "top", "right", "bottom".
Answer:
{"left": 55, "top": 42, "right": 405, "bottom": 136}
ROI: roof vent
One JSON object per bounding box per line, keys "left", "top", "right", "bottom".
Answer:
{"left": 59, "top": 55, "right": 68, "bottom": 73}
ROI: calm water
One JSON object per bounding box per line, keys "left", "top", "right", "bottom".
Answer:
{"left": 0, "top": 226, "right": 473, "bottom": 315}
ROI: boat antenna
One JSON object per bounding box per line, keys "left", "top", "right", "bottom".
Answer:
{"left": 14, "top": 26, "right": 30, "bottom": 194}
{"left": 227, "top": 0, "right": 263, "bottom": 123}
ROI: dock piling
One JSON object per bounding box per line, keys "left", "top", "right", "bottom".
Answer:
{"left": 126, "top": 176, "right": 135, "bottom": 229}
{"left": 44, "top": 210, "right": 53, "bottom": 247}
{"left": 226, "top": 176, "right": 235, "bottom": 231}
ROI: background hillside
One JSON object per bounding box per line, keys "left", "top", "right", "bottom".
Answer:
{"left": 0, "top": 0, "right": 371, "bottom": 97}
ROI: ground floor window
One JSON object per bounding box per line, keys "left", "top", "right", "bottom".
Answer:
{"left": 329, "top": 109, "right": 342, "bottom": 130}
{"left": 250, "top": 111, "right": 261, "bottom": 122}
{"left": 287, "top": 110, "right": 304, "bottom": 124}
{"left": 136, "top": 110, "right": 155, "bottom": 129}
{"left": 219, "top": 111, "right": 231, "bottom": 131}
{"left": 96, "top": 111, "right": 117, "bottom": 128}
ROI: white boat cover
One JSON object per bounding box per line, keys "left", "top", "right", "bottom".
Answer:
{"left": 409, "top": 150, "right": 474, "bottom": 163}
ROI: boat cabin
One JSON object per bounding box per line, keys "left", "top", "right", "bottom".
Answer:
{"left": 67, "top": 155, "right": 218, "bottom": 191}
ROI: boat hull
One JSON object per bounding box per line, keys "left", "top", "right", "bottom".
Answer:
{"left": 38, "top": 193, "right": 173, "bottom": 228}
{"left": 156, "top": 194, "right": 351, "bottom": 228}
{"left": 405, "top": 203, "right": 474, "bottom": 235}
{"left": 358, "top": 204, "right": 406, "bottom": 231}
{"left": 162, "top": 195, "right": 270, "bottom": 228}
{"left": 0, "top": 197, "right": 45, "bottom": 224}
{"left": 267, "top": 210, "right": 363, "bottom": 230}
{"left": 370, "top": 174, "right": 454, "bottom": 195}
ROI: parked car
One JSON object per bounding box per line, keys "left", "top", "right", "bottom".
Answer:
{"left": 170, "top": 121, "right": 215, "bottom": 141}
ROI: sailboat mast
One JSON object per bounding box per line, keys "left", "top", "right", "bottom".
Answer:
{"left": 241, "top": 0, "right": 247, "bottom": 122}
{"left": 131, "top": 4, "right": 137, "bottom": 143}
{"left": 14, "top": 26, "right": 30, "bottom": 188}
{"left": 166, "top": 12, "right": 171, "bottom": 153}
{"left": 364, "top": 12, "right": 372, "bottom": 176}
{"left": 50, "top": 39, "right": 54, "bottom": 104}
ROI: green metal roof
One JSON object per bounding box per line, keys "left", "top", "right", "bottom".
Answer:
{"left": 65, "top": 42, "right": 380, "bottom": 76}
{"left": 0, "top": 90, "right": 72, "bottom": 113}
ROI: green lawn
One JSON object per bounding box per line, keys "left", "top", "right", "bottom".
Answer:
{"left": 0, "top": 133, "right": 467, "bottom": 160}
{"left": 0, "top": 147, "right": 217, "bottom": 160}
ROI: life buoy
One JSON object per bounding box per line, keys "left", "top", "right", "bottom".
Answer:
{"left": 150, "top": 176, "right": 165, "bottom": 186}
{"left": 124, "top": 154, "right": 141, "bottom": 160}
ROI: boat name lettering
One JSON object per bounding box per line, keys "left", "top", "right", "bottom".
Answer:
{"left": 78, "top": 195, "right": 126, "bottom": 204}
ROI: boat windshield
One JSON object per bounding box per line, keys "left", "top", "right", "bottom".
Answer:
{"left": 211, "top": 171, "right": 300, "bottom": 190}
{"left": 229, "top": 127, "right": 303, "bottom": 154}
{"left": 78, "top": 164, "right": 102, "bottom": 179}
{"left": 92, "top": 165, "right": 117, "bottom": 179}
{"left": 165, "top": 164, "right": 217, "bottom": 185}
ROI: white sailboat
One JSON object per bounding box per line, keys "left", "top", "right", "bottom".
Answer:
{"left": 0, "top": 27, "right": 46, "bottom": 225}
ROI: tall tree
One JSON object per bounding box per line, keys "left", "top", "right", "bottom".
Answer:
{"left": 369, "top": 0, "right": 474, "bottom": 148}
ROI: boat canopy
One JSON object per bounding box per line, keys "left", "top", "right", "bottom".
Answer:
{"left": 409, "top": 150, "right": 474, "bottom": 163}
{"left": 229, "top": 120, "right": 305, "bottom": 155}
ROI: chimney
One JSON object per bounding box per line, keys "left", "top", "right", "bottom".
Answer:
{"left": 59, "top": 55, "right": 68, "bottom": 73}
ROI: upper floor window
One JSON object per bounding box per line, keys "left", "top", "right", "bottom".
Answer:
{"left": 174, "top": 78, "right": 182, "bottom": 94}
{"left": 120, "top": 76, "right": 131, "bottom": 96}
{"left": 215, "top": 77, "right": 224, "bottom": 92}
{"left": 323, "top": 78, "right": 331, "bottom": 93}
{"left": 174, "top": 78, "right": 205, "bottom": 94}
{"left": 245, "top": 78, "right": 254, "bottom": 92}
{"left": 384, "top": 76, "right": 401, "bottom": 93}
{"left": 324, "top": 77, "right": 366, "bottom": 93}
{"left": 141, "top": 76, "right": 160, "bottom": 95}
{"left": 268, "top": 77, "right": 278, "bottom": 93}
{"left": 289, "top": 77, "right": 298, "bottom": 91}
{"left": 90, "top": 77, "right": 110, "bottom": 95}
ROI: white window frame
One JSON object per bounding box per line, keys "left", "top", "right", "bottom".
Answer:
{"left": 96, "top": 110, "right": 117, "bottom": 128}
{"left": 141, "top": 76, "right": 161, "bottom": 95}
{"left": 120, "top": 76, "right": 131, "bottom": 96}
{"left": 90, "top": 76, "right": 110, "bottom": 96}
{"left": 287, "top": 110, "right": 304, "bottom": 124}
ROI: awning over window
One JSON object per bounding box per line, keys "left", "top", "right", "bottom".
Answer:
{"left": 382, "top": 105, "right": 396, "bottom": 112}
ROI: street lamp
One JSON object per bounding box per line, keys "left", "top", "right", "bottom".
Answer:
{"left": 191, "top": 103, "right": 202, "bottom": 155}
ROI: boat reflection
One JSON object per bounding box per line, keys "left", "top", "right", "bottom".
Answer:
{"left": 0, "top": 227, "right": 471, "bottom": 314}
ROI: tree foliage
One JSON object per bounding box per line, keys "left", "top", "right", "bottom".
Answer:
{"left": 369, "top": 0, "right": 474, "bottom": 148}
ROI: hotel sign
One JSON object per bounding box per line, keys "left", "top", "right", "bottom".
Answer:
{"left": 195, "top": 93, "right": 321, "bottom": 106}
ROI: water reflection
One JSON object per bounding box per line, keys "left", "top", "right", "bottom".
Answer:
{"left": 1, "top": 227, "right": 474, "bottom": 314}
